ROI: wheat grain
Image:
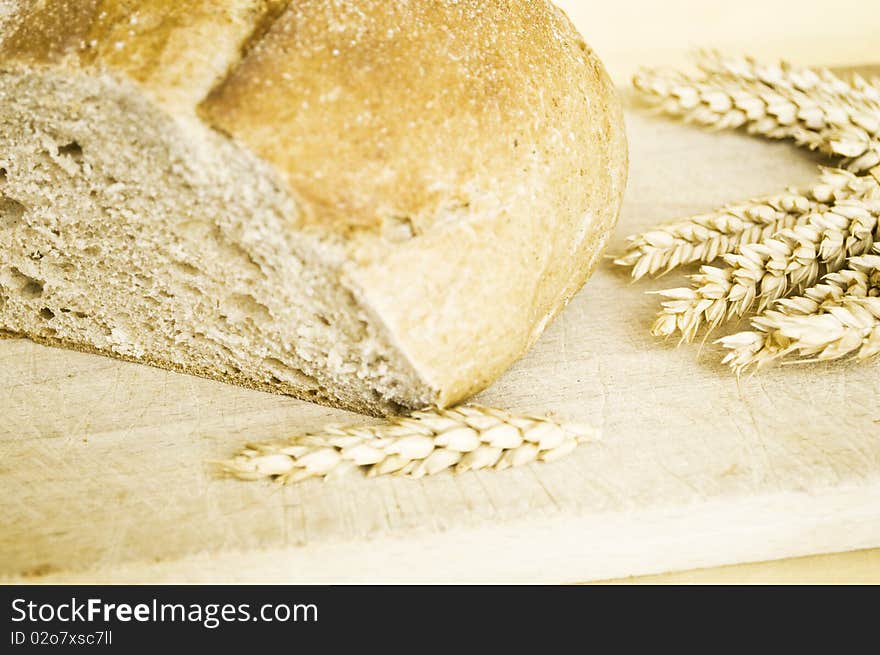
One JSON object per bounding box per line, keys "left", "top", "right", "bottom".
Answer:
{"left": 718, "top": 246, "right": 880, "bottom": 371}
{"left": 616, "top": 194, "right": 811, "bottom": 281}
{"left": 634, "top": 58, "right": 880, "bottom": 173}
{"left": 217, "top": 404, "right": 599, "bottom": 484}
{"left": 721, "top": 297, "right": 880, "bottom": 370}
{"left": 652, "top": 199, "right": 880, "bottom": 341}
{"left": 694, "top": 51, "right": 880, "bottom": 120}
{"left": 632, "top": 69, "right": 821, "bottom": 151}
{"left": 631, "top": 54, "right": 880, "bottom": 369}
{"left": 615, "top": 167, "right": 876, "bottom": 280}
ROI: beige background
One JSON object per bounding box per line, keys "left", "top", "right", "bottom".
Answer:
{"left": 3, "top": 3, "right": 880, "bottom": 584}
{"left": 557, "top": 0, "right": 880, "bottom": 84}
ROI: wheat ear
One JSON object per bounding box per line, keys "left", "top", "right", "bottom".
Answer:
{"left": 615, "top": 167, "right": 874, "bottom": 280}
{"left": 718, "top": 246, "right": 880, "bottom": 372}
{"left": 634, "top": 58, "right": 880, "bottom": 173}
{"left": 694, "top": 51, "right": 880, "bottom": 113}
{"left": 217, "top": 405, "right": 599, "bottom": 484}
{"left": 652, "top": 199, "right": 879, "bottom": 341}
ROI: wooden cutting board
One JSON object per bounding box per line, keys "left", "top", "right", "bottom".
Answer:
{"left": 3, "top": 83, "right": 880, "bottom": 584}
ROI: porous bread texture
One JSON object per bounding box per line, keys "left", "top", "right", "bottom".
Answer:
{"left": 0, "top": 0, "right": 628, "bottom": 415}
{"left": 0, "top": 67, "right": 427, "bottom": 414}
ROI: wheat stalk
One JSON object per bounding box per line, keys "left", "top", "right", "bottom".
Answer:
{"left": 718, "top": 246, "right": 880, "bottom": 371}
{"left": 634, "top": 57, "right": 880, "bottom": 173}
{"left": 720, "top": 298, "right": 880, "bottom": 371}
{"left": 652, "top": 199, "right": 880, "bottom": 341}
{"left": 628, "top": 53, "right": 880, "bottom": 371}
{"left": 615, "top": 167, "right": 875, "bottom": 280}
{"left": 694, "top": 51, "right": 880, "bottom": 112}
{"left": 217, "top": 405, "right": 599, "bottom": 484}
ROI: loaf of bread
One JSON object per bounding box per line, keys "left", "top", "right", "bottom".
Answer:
{"left": 0, "top": 1, "right": 627, "bottom": 415}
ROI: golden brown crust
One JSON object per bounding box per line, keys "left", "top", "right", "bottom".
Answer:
{"left": 0, "top": 0, "right": 99, "bottom": 63}
{"left": 199, "top": 0, "right": 617, "bottom": 234}
{"left": 1, "top": 0, "right": 288, "bottom": 110}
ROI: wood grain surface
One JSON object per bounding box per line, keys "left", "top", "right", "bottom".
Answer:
{"left": 3, "top": 79, "right": 880, "bottom": 583}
